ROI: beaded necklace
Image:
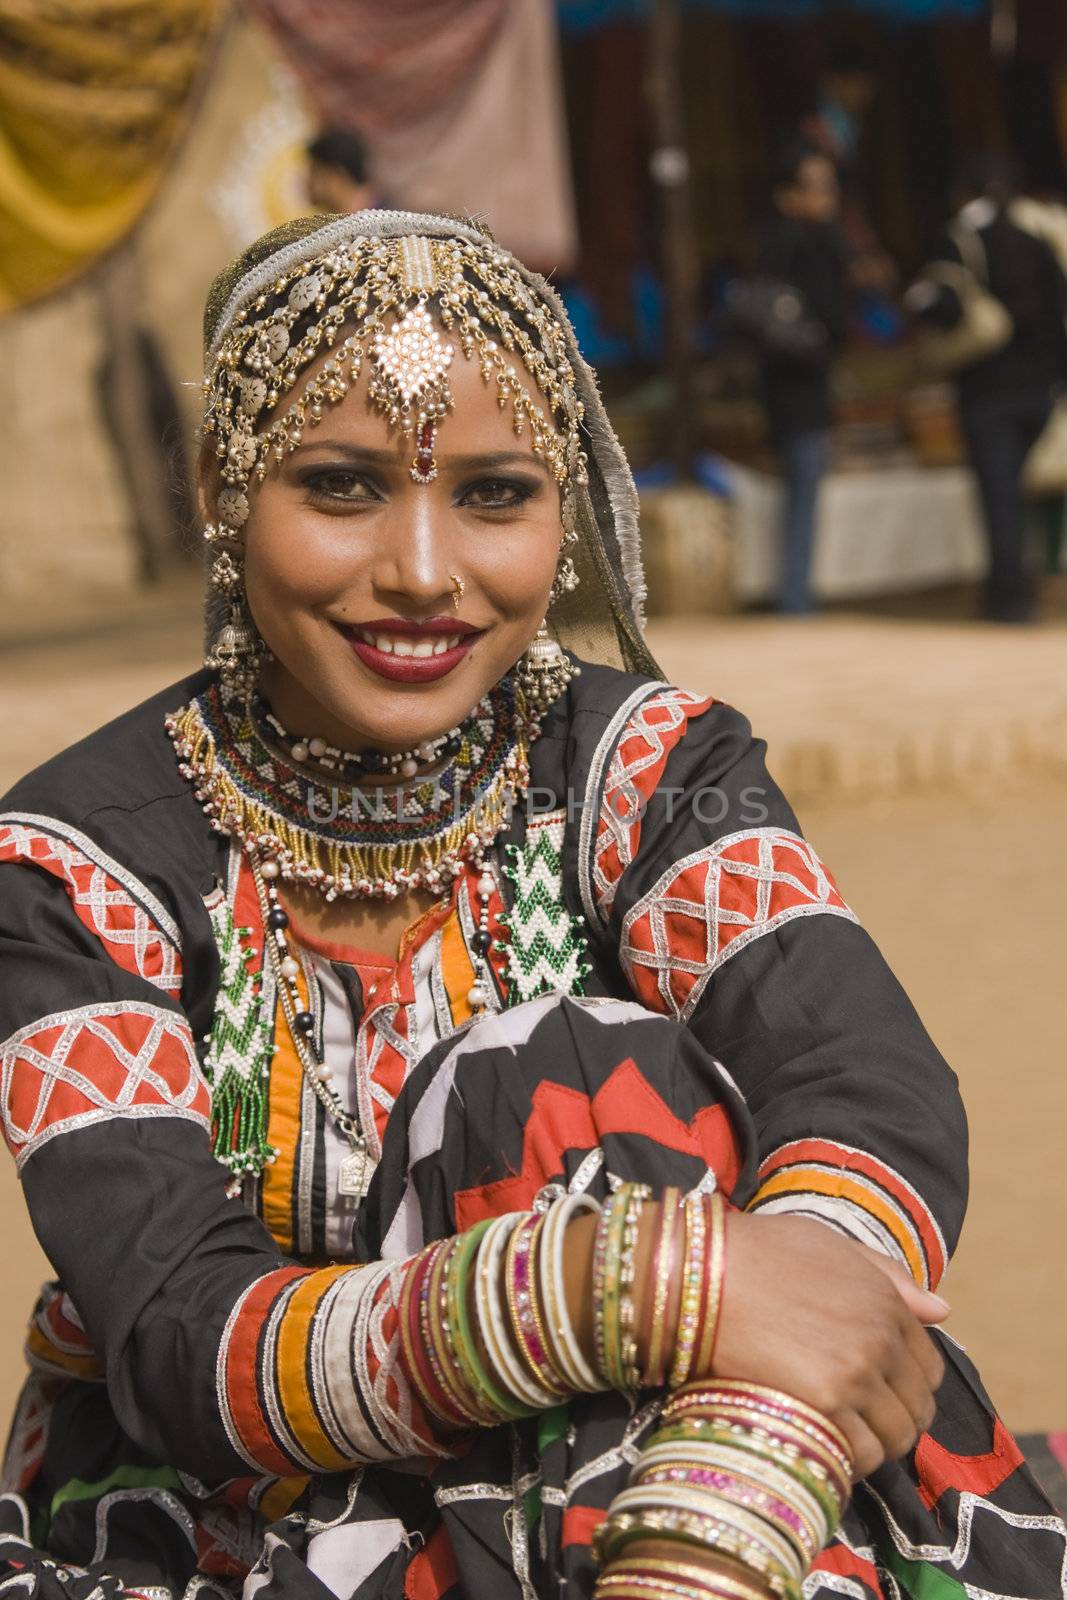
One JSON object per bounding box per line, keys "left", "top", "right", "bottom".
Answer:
{"left": 167, "top": 676, "right": 532, "bottom": 902}
{"left": 251, "top": 692, "right": 463, "bottom": 780}
{"left": 173, "top": 674, "right": 581, "bottom": 1195}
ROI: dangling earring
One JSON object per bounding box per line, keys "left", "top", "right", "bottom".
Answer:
{"left": 549, "top": 489, "right": 581, "bottom": 605}
{"left": 517, "top": 620, "right": 579, "bottom": 717}
{"left": 203, "top": 523, "right": 265, "bottom": 696}
{"left": 548, "top": 553, "right": 579, "bottom": 605}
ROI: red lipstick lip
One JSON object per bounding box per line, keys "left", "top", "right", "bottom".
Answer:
{"left": 341, "top": 632, "right": 478, "bottom": 684}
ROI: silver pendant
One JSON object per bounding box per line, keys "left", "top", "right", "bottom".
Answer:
{"left": 338, "top": 1143, "right": 372, "bottom": 1201}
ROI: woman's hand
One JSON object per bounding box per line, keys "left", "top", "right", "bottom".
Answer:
{"left": 711, "top": 1211, "right": 947, "bottom": 1479}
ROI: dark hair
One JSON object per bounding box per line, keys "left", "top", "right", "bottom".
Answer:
{"left": 772, "top": 138, "right": 827, "bottom": 192}
{"left": 306, "top": 128, "right": 368, "bottom": 184}
{"left": 953, "top": 152, "right": 1021, "bottom": 209}
{"left": 825, "top": 41, "right": 873, "bottom": 78}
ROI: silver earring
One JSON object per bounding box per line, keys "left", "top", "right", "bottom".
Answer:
{"left": 549, "top": 491, "right": 581, "bottom": 604}
{"left": 548, "top": 553, "right": 579, "bottom": 605}
{"left": 203, "top": 524, "right": 265, "bottom": 696}
{"left": 516, "top": 620, "right": 579, "bottom": 717}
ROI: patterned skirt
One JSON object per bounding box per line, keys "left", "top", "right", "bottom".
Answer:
{"left": 1, "top": 997, "right": 1064, "bottom": 1600}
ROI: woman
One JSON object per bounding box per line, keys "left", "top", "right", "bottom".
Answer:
{"left": 0, "top": 212, "right": 1061, "bottom": 1600}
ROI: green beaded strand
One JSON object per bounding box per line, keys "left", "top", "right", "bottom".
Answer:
{"left": 203, "top": 895, "right": 277, "bottom": 1189}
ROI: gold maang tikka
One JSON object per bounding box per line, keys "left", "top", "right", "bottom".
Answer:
{"left": 368, "top": 234, "right": 455, "bottom": 484}
{"left": 203, "top": 229, "right": 588, "bottom": 535}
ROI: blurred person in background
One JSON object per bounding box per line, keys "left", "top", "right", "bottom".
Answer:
{"left": 758, "top": 142, "right": 847, "bottom": 615}
{"left": 1008, "top": 186, "right": 1067, "bottom": 578}
{"left": 801, "top": 42, "right": 896, "bottom": 295}
{"left": 908, "top": 156, "right": 1067, "bottom": 623}
{"left": 306, "top": 127, "right": 380, "bottom": 213}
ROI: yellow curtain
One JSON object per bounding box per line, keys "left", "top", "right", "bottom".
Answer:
{"left": 0, "top": 0, "right": 221, "bottom": 312}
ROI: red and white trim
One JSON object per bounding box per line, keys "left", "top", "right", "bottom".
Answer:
{"left": 749, "top": 1137, "right": 949, "bottom": 1289}
{"left": 0, "top": 814, "right": 182, "bottom": 998}
{"left": 216, "top": 1259, "right": 433, "bottom": 1476}
{"left": 0, "top": 1001, "right": 210, "bottom": 1170}
{"left": 578, "top": 686, "right": 713, "bottom": 929}
{"left": 620, "top": 827, "right": 857, "bottom": 1023}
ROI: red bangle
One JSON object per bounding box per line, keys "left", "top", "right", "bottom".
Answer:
{"left": 417, "top": 1241, "right": 471, "bottom": 1427}
{"left": 399, "top": 1243, "right": 456, "bottom": 1425}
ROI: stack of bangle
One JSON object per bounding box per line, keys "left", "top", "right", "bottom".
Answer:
{"left": 593, "top": 1380, "right": 853, "bottom": 1600}
{"left": 594, "top": 1186, "right": 728, "bottom": 1396}
{"left": 397, "top": 1192, "right": 611, "bottom": 1428}
{"left": 597, "top": 1558, "right": 774, "bottom": 1600}
{"left": 394, "top": 1186, "right": 734, "bottom": 1436}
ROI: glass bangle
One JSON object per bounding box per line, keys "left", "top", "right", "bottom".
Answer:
{"left": 539, "top": 1192, "right": 603, "bottom": 1392}
{"left": 504, "top": 1212, "right": 569, "bottom": 1399}
{"left": 643, "top": 1186, "right": 681, "bottom": 1387}
{"left": 669, "top": 1194, "right": 708, "bottom": 1389}
{"left": 446, "top": 1217, "right": 532, "bottom": 1422}
{"left": 475, "top": 1213, "right": 561, "bottom": 1411}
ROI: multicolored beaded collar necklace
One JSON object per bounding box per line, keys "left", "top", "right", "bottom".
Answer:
{"left": 166, "top": 676, "right": 533, "bottom": 902}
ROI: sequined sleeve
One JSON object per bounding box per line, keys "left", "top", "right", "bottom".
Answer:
{"left": 579, "top": 691, "right": 967, "bottom": 1289}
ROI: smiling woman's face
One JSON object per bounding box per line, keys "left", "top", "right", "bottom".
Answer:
{"left": 219, "top": 342, "right": 564, "bottom": 753}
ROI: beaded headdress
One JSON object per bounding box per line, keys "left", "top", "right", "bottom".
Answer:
{"left": 201, "top": 209, "right": 659, "bottom": 679}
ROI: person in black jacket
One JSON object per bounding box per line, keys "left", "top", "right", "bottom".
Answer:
{"left": 759, "top": 144, "right": 848, "bottom": 614}
{"left": 908, "top": 159, "right": 1067, "bottom": 622}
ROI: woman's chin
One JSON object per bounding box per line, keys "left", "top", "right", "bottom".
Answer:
{"left": 320, "top": 684, "right": 488, "bottom": 752}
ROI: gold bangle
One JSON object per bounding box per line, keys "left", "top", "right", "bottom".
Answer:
{"left": 597, "top": 1560, "right": 770, "bottom": 1600}
{"left": 669, "top": 1193, "right": 707, "bottom": 1388}
{"left": 643, "top": 1187, "right": 681, "bottom": 1387}
{"left": 694, "top": 1192, "right": 727, "bottom": 1376}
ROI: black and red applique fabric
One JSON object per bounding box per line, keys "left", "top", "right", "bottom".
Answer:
{"left": 0, "top": 664, "right": 1063, "bottom": 1600}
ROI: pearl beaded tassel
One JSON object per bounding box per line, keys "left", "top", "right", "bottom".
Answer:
{"left": 468, "top": 854, "right": 497, "bottom": 1011}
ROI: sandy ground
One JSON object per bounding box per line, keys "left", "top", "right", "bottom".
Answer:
{"left": 0, "top": 585, "right": 1064, "bottom": 1432}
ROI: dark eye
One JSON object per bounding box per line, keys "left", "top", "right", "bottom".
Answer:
{"left": 459, "top": 476, "right": 538, "bottom": 510}
{"left": 302, "top": 468, "right": 381, "bottom": 504}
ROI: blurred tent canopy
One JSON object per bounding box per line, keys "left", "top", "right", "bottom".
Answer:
{"left": 240, "top": 0, "right": 577, "bottom": 272}
{"left": 0, "top": 0, "right": 223, "bottom": 313}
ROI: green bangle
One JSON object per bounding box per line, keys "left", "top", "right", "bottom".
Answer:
{"left": 599, "top": 1187, "right": 630, "bottom": 1388}
{"left": 446, "top": 1219, "right": 533, "bottom": 1422}
{"left": 601, "top": 1183, "right": 650, "bottom": 1389}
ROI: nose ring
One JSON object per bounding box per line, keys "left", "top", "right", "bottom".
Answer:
{"left": 449, "top": 573, "right": 465, "bottom": 611}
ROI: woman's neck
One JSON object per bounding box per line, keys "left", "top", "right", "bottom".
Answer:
{"left": 281, "top": 877, "right": 442, "bottom": 961}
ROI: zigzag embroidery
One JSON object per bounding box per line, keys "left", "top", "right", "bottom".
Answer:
{"left": 802, "top": 1578, "right": 892, "bottom": 1600}
{"left": 203, "top": 891, "right": 275, "bottom": 1184}
{"left": 866, "top": 1482, "right": 1067, "bottom": 1598}
{"left": 501, "top": 813, "right": 591, "bottom": 1004}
